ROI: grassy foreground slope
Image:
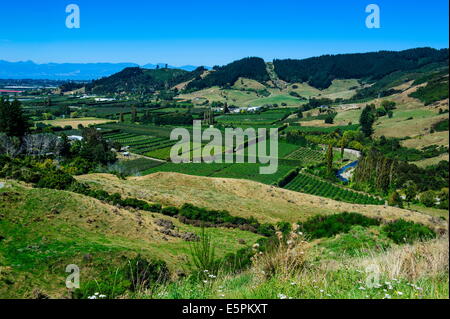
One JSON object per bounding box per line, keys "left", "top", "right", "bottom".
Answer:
{"left": 0, "top": 180, "right": 261, "bottom": 298}
{"left": 76, "top": 173, "right": 448, "bottom": 231}
{"left": 150, "top": 236, "right": 448, "bottom": 299}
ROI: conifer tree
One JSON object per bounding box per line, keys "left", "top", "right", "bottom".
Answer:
{"left": 0, "top": 98, "right": 30, "bottom": 138}
{"left": 326, "top": 144, "right": 333, "bottom": 175}
{"left": 131, "top": 106, "right": 137, "bottom": 123}
{"left": 359, "top": 105, "right": 375, "bottom": 137}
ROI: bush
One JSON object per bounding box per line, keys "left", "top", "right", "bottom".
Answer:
{"left": 125, "top": 255, "right": 170, "bottom": 291}
{"left": 221, "top": 247, "right": 254, "bottom": 273}
{"left": 382, "top": 219, "right": 436, "bottom": 244}
{"left": 420, "top": 190, "right": 436, "bottom": 207}
{"left": 298, "top": 212, "right": 380, "bottom": 239}
{"left": 320, "top": 225, "right": 391, "bottom": 257}
{"left": 161, "top": 206, "right": 179, "bottom": 217}
{"left": 388, "top": 190, "right": 403, "bottom": 208}
{"left": 257, "top": 223, "right": 276, "bottom": 237}
{"left": 35, "top": 170, "right": 75, "bottom": 190}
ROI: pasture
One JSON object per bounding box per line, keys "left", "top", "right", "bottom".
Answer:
{"left": 39, "top": 117, "right": 114, "bottom": 128}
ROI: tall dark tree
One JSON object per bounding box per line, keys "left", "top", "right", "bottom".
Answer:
{"left": 359, "top": 105, "right": 375, "bottom": 138}
{"left": 131, "top": 106, "right": 137, "bottom": 123}
{"left": 59, "top": 133, "right": 71, "bottom": 158}
{"left": 326, "top": 144, "right": 333, "bottom": 175}
{"left": 80, "top": 128, "right": 116, "bottom": 164}
{"left": 0, "top": 98, "right": 30, "bottom": 138}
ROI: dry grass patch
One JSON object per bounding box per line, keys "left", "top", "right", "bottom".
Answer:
{"left": 39, "top": 117, "right": 115, "bottom": 128}
{"left": 356, "top": 237, "right": 449, "bottom": 281}
{"left": 401, "top": 131, "right": 449, "bottom": 149}
{"left": 76, "top": 172, "right": 447, "bottom": 231}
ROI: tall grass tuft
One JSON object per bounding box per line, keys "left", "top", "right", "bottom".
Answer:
{"left": 189, "top": 227, "right": 219, "bottom": 276}
{"left": 357, "top": 236, "right": 449, "bottom": 281}
{"left": 251, "top": 224, "right": 310, "bottom": 280}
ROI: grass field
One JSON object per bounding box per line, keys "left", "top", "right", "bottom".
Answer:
{"left": 0, "top": 180, "right": 261, "bottom": 298}
{"left": 401, "top": 131, "right": 449, "bottom": 149}
{"left": 76, "top": 173, "right": 447, "bottom": 231}
{"left": 147, "top": 236, "right": 448, "bottom": 299}
{"left": 178, "top": 78, "right": 363, "bottom": 108}
{"left": 216, "top": 109, "right": 291, "bottom": 125}
{"left": 141, "top": 162, "right": 293, "bottom": 185}
{"left": 285, "top": 124, "right": 360, "bottom": 133}
{"left": 411, "top": 153, "right": 449, "bottom": 168}
{"left": 2, "top": 179, "right": 447, "bottom": 299}
{"left": 39, "top": 117, "right": 115, "bottom": 128}
{"left": 98, "top": 123, "right": 175, "bottom": 138}
{"left": 117, "top": 157, "right": 164, "bottom": 175}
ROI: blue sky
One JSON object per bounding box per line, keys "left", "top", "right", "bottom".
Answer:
{"left": 0, "top": 0, "right": 448, "bottom": 66}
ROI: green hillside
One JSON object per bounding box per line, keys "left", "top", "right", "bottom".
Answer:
{"left": 186, "top": 57, "right": 270, "bottom": 90}
{"left": 0, "top": 180, "right": 261, "bottom": 298}
{"left": 273, "top": 48, "right": 449, "bottom": 89}
{"left": 87, "top": 67, "right": 205, "bottom": 94}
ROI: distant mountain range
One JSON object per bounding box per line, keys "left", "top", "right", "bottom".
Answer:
{"left": 0, "top": 60, "right": 209, "bottom": 80}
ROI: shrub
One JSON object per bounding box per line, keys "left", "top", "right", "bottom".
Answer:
{"left": 320, "top": 225, "right": 391, "bottom": 257}
{"left": 276, "top": 221, "right": 292, "bottom": 235}
{"left": 298, "top": 212, "right": 380, "bottom": 239}
{"left": 221, "top": 247, "right": 254, "bottom": 273}
{"left": 420, "top": 191, "right": 436, "bottom": 207}
{"left": 161, "top": 206, "right": 179, "bottom": 217}
{"left": 382, "top": 220, "right": 436, "bottom": 244}
{"left": 257, "top": 223, "right": 276, "bottom": 237}
{"left": 125, "top": 255, "right": 170, "bottom": 292}
{"left": 388, "top": 190, "right": 403, "bottom": 208}
{"left": 35, "top": 170, "right": 75, "bottom": 190}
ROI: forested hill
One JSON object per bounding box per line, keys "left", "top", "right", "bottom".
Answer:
{"left": 186, "top": 57, "right": 270, "bottom": 90}
{"left": 84, "top": 48, "right": 448, "bottom": 94}
{"left": 273, "top": 47, "right": 449, "bottom": 89}
{"left": 86, "top": 67, "right": 206, "bottom": 94}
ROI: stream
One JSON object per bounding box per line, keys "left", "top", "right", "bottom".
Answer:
{"left": 337, "top": 160, "right": 359, "bottom": 183}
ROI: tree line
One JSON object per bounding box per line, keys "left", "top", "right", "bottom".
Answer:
{"left": 273, "top": 48, "right": 448, "bottom": 89}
